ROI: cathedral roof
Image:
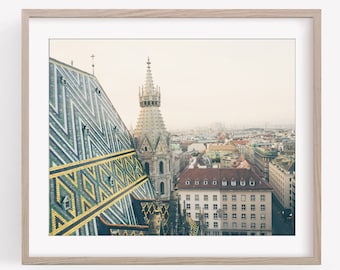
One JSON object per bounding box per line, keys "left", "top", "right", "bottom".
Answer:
{"left": 49, "top": 58, "right": 156, "bottom": 236}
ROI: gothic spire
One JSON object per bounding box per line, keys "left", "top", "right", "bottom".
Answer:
{"left": 144, "top": 57, "right": 155, "bottom": 93}
{"left": 134, "top": 58, "right": 173, "bottom": 201}
{"left": 135, "top": 57, "right": 166, "bottom": 136}
{"left": 139, "top": 57, "right": 160, "bottom": 107}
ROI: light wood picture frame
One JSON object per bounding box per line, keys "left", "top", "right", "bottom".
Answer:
{"left": 22, "top": 9, "right": 321, "bottom": 265}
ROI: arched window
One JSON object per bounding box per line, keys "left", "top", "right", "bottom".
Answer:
{"left": 159, "top": 161, "right": 164, "bottom": 174}
{"left": 160, "top": 182, "right": 165, "bottom": 195}
{"left": 144, "top": 162, "right": 150, "bottom": 175}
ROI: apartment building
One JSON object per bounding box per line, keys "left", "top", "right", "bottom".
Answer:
{"left": 177, "top": 168, "right": 273, "bottom": 235}
{"left": 269, "top": 155, "right": 295, "bottom": 212}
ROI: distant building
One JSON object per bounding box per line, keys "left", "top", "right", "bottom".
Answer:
{"left": 177, "top": 168, "right": 273, "bottom": 235}
{"left": 232, "top": 156, "right": 251, "bottom": 169}
{"left": 206, "top": 143, "right": 238, "bottom": 159}
{"left": 244, "top": 144, "right": 255, "bottom": 164}
{"left": 269, "top": 156, "right": 295, "bottom": 212}
{"left": 187, "top": 143, "right": 206, "bottom": 154}
{"left": 205, "top": 143, "right": 240, "bottom": 168}
{"left": 207, "top": 143, "right": 236, "bottom": 152}
{"left": 231, "top": 140, "right": 249, "bottom": 155}
{"left": 282, "top": 141, "right": 295, "bottom": 155}
{"left": 254, "top": 147, "right": 278, "bottom": 180}
{"left": 179, "top": 141, "right": 193, "bottom": 152}
{"left": 170, "top": 147, "right": 189, "bottom": 180}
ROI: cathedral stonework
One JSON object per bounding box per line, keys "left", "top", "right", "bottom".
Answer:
{"left": 134, "top": 58, "right": 174, "bottom": 200}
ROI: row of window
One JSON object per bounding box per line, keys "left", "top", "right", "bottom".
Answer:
{"left": 187, "top": 212, "right": 266, "bottom": 220}
{"left": 144, "top": 161, "right": 165, "bottom": 175}
{"left": 188, "top": 212, "right": 266, "bottom": 220}
{"left": 186, "top": 203, "right": 266, "bottom": 211}
{"left": 141, "top": 100, "right": 159, "bottom": 107}
{"left": 185, "top": 179, "right": 257, "bottom": 187}
{"left": 144, "top": 160, "right": 170, "bottom": 175}
{"left": 184, "top": 194, "right": 266, "bottom": 202}
{"left": 206, "top": 221, "right": 267, "bottom": 229}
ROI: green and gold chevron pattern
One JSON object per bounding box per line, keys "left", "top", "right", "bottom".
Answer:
{"left": 49, "top": 58, "right": 156, "bottom": 235}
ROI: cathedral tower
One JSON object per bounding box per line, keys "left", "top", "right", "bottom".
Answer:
{"left": 134, "top": 58, "right": 173, "bottom": 200}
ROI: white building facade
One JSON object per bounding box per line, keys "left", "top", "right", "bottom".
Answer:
{"left": 269, "top": 156, "right": 295, "bottom": 211}
{"left": 177, "top": 168, "right": 273, "bottom": 235}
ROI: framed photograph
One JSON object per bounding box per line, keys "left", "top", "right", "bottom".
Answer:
{"left": 22, "top": 9, "right": 321, "bottom": 265}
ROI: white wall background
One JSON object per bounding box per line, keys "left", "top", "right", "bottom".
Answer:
{"left": 0, "top": 0, "right": 336, "bottom": 269}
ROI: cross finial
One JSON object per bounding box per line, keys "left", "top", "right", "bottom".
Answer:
{"left": 90, "top": 54, "right": 95, "bottom": 75}
{"left": 147, "top": 57, "right": 151, "bottom": 68}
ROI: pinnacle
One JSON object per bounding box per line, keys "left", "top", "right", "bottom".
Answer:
{"left": 139, "top": 57, "right": 161, "bottom": 108}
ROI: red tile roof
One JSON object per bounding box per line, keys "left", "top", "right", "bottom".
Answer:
{"left": 232, "top": 140, "right": 249, "bottom": 145}
{"left": 177, "top": 168, "right": 272, "bottom": 191}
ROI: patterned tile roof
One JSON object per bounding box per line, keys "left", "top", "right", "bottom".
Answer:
{"left": 49, "top": 58, "right": 156, "bottom": 235}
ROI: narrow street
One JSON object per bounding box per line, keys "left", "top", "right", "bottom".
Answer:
{"left": 272, "top": 194, "right": 295, "bottom": 235}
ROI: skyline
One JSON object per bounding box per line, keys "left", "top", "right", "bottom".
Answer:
{"left": 50, "top": 39, "right": 295, "bottom": 131}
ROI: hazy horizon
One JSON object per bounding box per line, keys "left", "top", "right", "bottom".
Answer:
{"left": 50, "top": 39, "right": 295, "bottom": 131}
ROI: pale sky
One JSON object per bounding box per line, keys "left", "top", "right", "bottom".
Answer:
{"left": 49, "top": 39, "right": 295, "bottom": 131}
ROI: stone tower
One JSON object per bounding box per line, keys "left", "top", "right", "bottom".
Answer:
{"left": 134, "top": 58, "right": 173, "bottom": 200}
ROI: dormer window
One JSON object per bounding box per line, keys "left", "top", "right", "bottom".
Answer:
{"left": 95, "top": 87, "right": 101, "bottom": 95}
{"left": 248, "top": 177, "right": 256, "bottom": 186}
{"left": 82, "top": 124, "right": 89, "bottom": 136}
{"left": 203, "top": 180, "right": 208, "bottom": 185}
{"left": 185, "top": 180, "right": 191, "bottom": 185}
{"left": 62, "top": 195, "right": 71, "bottom": 210}
{"left": 231, "top": 179, "right": 236, "bottom": 186}
{"left": 222, "top": 180, "right": 227, "bottom": 186}
{"left": 212, "top": 180, "right": 217, "bottom": 185}
{"left": 195, "top": 180, "right": 200, "bottom": 185}
{"left": 108, "top": 176, "right": 115, "bottom": 187}
{"left": 249, "top": 180, "right": 255, "bottom": 186}
{"left": 59, "top": 76, "right": 66, "bottom": 85}
{"left": 240, "top": 178, "right": 246, "bottom": 186}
